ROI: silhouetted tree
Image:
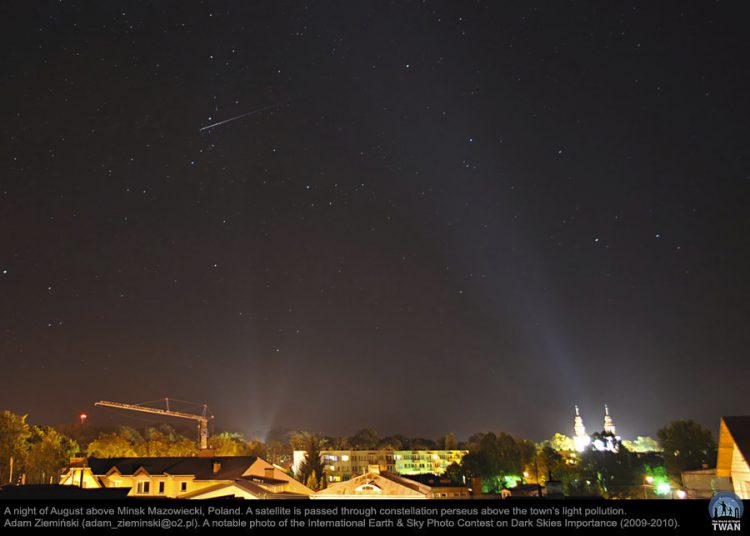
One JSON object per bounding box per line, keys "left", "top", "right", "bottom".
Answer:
{"left": 443, "top": 462, "right": 464, "bottom": 484}
{"left": 266, "top": 440, "right": 286, "bottom": 465}
{"left": 349, "top": 428, "right": 379, "bottom": 450}
{"left": 443, "top": 432, "right": 458, "bottom": 450}
{"left": 377, "top": 436, "right": 403, "bottom": 450}
{"left": 297, "top": 433, "right": 325, "bottom": 489}
{"left": 657, "top": 420, "right": 716, "bottom": 480}
{"left": 410, "top": 438, "right": 437, "bottom": 450}
{"left": 517, "top": 438, "right": 537, "bottom": 475}
{"left": 579, "top": 433, "right": 639, "bottom": 498}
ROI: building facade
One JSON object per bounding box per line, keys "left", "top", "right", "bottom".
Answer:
{"left": 572, "top": 404, "right": 621, "bottom": 452}
{"left": 716, "top": 416, "right": 750, "bottom": 499}
{"left": 292, "top": 450, "right": 467, "bottom": 482}
{"left": 312, "top": 465, "right": 469, "bottom": 499}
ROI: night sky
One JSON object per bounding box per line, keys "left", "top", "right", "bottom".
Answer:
{"left": 1, "top": 1, "right": 748, "bottom": 442}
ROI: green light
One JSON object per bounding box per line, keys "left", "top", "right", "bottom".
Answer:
{"left": 503, "top": 475, "right": 522, "bottom": 488}
{"left": 655, "top": 481, "right": 671, "bottom": 495}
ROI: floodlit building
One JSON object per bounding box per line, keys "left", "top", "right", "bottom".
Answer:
{"left": 716, "top": 416, "right": 750, "bottom": 499}
{"left": 59, "top": 456, "right": 312, "bottom": 499}
{"left": 680, "top": 468, "right": 721, "bottom": 499}
{"left": 573, "top": 405, "right": 591, "bottom": 452}
{"left": 292, "top": 450, "right": 467, "bottom": 482}
{"left": 603, "top": 404, "right": 616, "bottom": 435}
{"left": 395, "top": 450, "right": 467, "bottom": 475}
{"left": 572, "top": 405, "right": 621, "bottom": 452}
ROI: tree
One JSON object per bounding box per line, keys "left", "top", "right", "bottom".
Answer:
{"left": 138, "top": 425, "right": 198, "bottom": 456}
{"left": 306, "top": 470, "right": 320, "bottom": 491}
{"left": 297, "top": 433, "right": 325, "bottom": 489}
{"left": 517, "top": 439, "right": 537, "bottom": 476}
{"left": 546, "top": 433, "right": 575, "bottom": 452}
{"left": 578, "top": 434, "right": 640, "bottom": 498}
{"left": 116, "top": 426, "right": 145, "bottom": 446}
{"left": 289, "top": 431, "right": 310, "bottom": 451}
{"left": 377, "top": 436, "right": 403, "bottom": 450}
{"left": 86, "top": 425, "right": 197, "bottom": 458}
{"left": 0, "top": 411, "right": 32, "bottom": 485}
{"left": 467, "top": 432, "right": 486, "bottom": 446}
{"left": 622, "top": 436, "right": 661, "bottom": 453}
{"left": 443, "top": 462, "right": 464, "bottom": 484}
{"left": 266, "top": 440, "right": 285, "bottom": 465}
{"left": 246, "top": 438, "right": 267, "bottom": 458}
{"left": 461, "top": 432, "right": 524, "bottom": 493}
{"left": 208, "top": 432, "right": 252, "bottom": 456}
{"left": 87, "top": 432, "right": 138, "bottom": 458}
{"left": 443, "top": 432, "right": 458, "bottom": 450}
{"left": 329, "top": 436, "right": 350, "bottom": 450}
{"left": 536, "top": 446, "right": 564, "bottom": 485}
{"left": 495, "top": 433, "right": 523, "bottom": 476}
{"left": 25, "top": 427, "right": 79, "bottom": 484}
{"left": 349, "top": 428, "right": 379, "bottom": 450}
{"left": 410, "top": 438, "right": 437, "bottom": 450}
{"left": 657, "top": 420, "right": 716, "bottom": 479}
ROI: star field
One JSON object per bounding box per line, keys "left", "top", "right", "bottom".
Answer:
{"left": 0, "top": 1, "right": 748, "bottom": 441}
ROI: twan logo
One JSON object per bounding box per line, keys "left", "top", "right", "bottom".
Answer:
{"left": 709, "top": 492, "right": 743, "bottom": 532}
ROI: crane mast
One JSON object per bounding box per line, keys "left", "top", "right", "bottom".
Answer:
{"left": 94, "top": 399, "right": 211, "bottom": 449}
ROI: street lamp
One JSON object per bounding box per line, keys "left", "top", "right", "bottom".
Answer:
{"left": 643, "top": 476, "right": 654, "bottom": 499}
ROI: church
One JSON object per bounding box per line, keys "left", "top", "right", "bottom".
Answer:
{"left": 572, "top": 405, "right": 620, "bottom": 452}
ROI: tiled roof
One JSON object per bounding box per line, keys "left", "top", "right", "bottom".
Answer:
{"left": 317, "top": 471, "right": 431, "bottom": 497}
{"left": 0, "top": 484, "right": 130, "bottom": 499}
{"left": 180, "top": 479, "right": 309, "bottom": 500}
{"left": 86, "top": 456, "right": 258, "bottom": 480}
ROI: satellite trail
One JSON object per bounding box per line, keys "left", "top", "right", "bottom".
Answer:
{"left": 199, "top": 101, "right": 289, "bottom": 132}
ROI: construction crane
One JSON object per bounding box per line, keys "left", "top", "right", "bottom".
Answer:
{"left": 94, "top": 398, "right": 213, "bottom": 450}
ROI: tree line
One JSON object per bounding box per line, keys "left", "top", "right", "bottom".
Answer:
{"left": 0, "top": 411, "right": 79, "bottom": 485}
{"left": 0, "top": 409, "right": 717, "bottom": 497}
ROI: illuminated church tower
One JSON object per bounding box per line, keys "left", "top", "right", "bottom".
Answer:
{"left": 573, "top": 405, "right": 591, "bottom": 452}
{"left": 603, "top": 404, "right": 616, "bottom": 435}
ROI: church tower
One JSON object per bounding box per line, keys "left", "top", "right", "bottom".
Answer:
{"left": 603, "top": 404, "right": 616, "bottom": 435}
{"left": 573, "top": 405, "right": 591, "bottom": 452}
